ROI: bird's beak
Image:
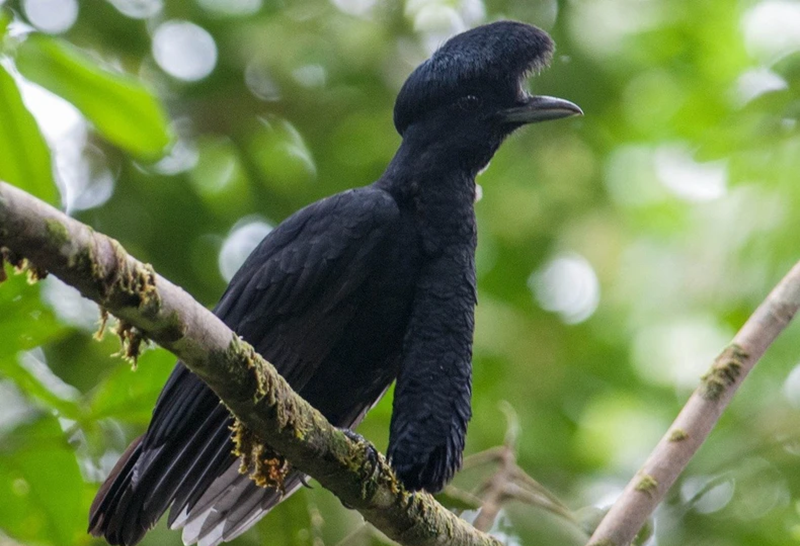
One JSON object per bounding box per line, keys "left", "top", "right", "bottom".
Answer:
{"left": 501, "top": 95, "right": 583, "bottom": 124}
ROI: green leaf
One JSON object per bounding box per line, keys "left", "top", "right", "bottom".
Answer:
{"left": 0, "top": 350, "right": 81, "bottom": 421}
{"left": 0, "top": 271, "right": 66, "bottom": 361}
{"left": 88, "top": 346, "right": 174, "bottom": 423}
{"left": 0, "top": 9, "right": 10, "bottom": 39}
{"left": 247, "top": 116, "right": 316, "bottom": 195}
{"left": 0, "top": 415, "right": 90, "bottom": 546}
{"left": 15, "top": 34, "right": 172, "bottom": 159}
{"left": 0, "top": 64, "right": 57, "bottom": 204}
{"left": 0, "top": 272, "right": 76, "bottom": 418}
{"left": 189, "top": 135, "right": 253, "bottom": 217}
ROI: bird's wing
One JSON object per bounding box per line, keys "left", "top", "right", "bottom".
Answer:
{"left": 89, "top": 187, "right": 401, "bottom": 546}
{"left": 210, "top": 187, "right": 399, "bottom": 387}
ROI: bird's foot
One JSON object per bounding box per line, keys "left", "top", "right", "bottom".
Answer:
{"left": 338, "top": 428, "right": 380, "bottom": 472}
{"left": 339, "top": 427, "right": 367, "bottom": 444}
{"left": 337, "top": 427, "right": 381, "bottom": 504}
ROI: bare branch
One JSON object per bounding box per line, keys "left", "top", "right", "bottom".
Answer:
{"left": 472, "top": 437, "right": 516, "bottom": 532}
{"left": 0, "top": 181, "right": 501, "bottom": 546}
{"left": 470, "top": 404, "right": 579, "bottom": 532}
{"left": 588, "top": 260, "right": 800, "bottom": 546}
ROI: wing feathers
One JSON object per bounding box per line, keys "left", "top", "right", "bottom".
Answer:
{"left": 90, "top": 187, "right": 402, "bottom": 545}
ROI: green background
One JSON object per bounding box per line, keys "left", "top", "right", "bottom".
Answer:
{"left": 1, "top": 0, "right": 800, "bottom": 545}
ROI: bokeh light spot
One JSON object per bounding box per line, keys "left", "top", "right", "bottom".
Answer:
{"left": 729, "top": 458, "right": 789, "bottom": 520}
{"left": 743, "top": 0, "right": 800, "bottom": 63}
{"left": 197, "top": 0, "right": 262, "bottom": 17}
{"left": 782, "top": 362, "right": 800, "bottom": 409}
{"left": 15, "top": 77, "right": 115, "bottom": 212}
{"left": 108, "top": 0, "right": 163, "bottom": 19}
{"left": 153, "top": 138, "right": 199, "bottom": 175}
{"left": 218, "top": 218, "right": 273, "bottom": 282}
{"left": 245, "top": 62, "right": 281, "bottom": 101}
{"left": 152, "top": 21, "right": 218, "bottom": 81}
{"left": 42, "top": 277, "right": 101, "bottom": 330}
{"left": 680, "top": 475, "right": 735, "bottom": 514}
{"left": 569, "top": 0, "right": 663, "bottom": 58}
{"left": 577, "top": 393, "right": 665, "bottom": 471}
{"left": 655, "top": 144, "right": 727, "bottom": 202}
{"left": 530, "top": 252, "right": 600, "bottom": 324}
{"left": 633, "top": 317, "right": 733, "bottom": 391}
{"left": 292, "top": 64, "right": 327, "bottom": 88}
{"left": 330, "top": 0, "right": 376, "bottom": 18}
{"left": 735, "top": 68, "right": 788, "bottom": 105}
{"left": 23, "top": 0, "right": 78, "bottom": 34}
{"left": 406, "top": 0, "right": 485, "bottom": 54}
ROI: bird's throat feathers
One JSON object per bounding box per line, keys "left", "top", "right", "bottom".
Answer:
{"left": 376, "top": 141, "right": 478, "bottom": 259}
{"left": 378, "top": 134, "right": 482, "bottom": 210}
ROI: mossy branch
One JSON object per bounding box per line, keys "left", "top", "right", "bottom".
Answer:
{"left": 588, "top": 260, "right": 800, "bottom": 546}
{"left": 0, "top": 181, "right": 501, "bottom": 546}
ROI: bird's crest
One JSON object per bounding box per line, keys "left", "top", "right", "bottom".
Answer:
{"left": 394, "top": 21, "right": 555, "bottom": 135}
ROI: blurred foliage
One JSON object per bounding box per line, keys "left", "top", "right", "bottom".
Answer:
{"left": 15, "top": 34, "right": 172, "bottom": 158}
{"left": 1, "top": 0, "right": 800, "bottom": 545}
{"left": 0, "top": 63, "right": 55, "bottom": 204}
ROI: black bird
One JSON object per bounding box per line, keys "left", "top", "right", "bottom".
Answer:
{"left": 89, "top": 20, "right": 581, "bottom": 546}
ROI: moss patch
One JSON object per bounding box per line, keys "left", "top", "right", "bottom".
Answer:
{"left": 45, "top": 218, "right": 70, "bottom": 248}
{"left": 0, "top": 248, "right": 48, "bottom": 283}
{"left": 225, "top": 337, "right": 299, "bottom": 490}
{"left": 109, "top": 240, "right": 160, "bottom": 312}
{"left": 701, "top": 344, "right": 748, "bottom": 400}
{"left": 112, "top": 319, "right": 146, "bottom": 368}
{"left": 24, "top": 260, "right": 48, "bottom": 284}
{"left": 231, "top": 418, "right": 289, "bottom": 491}
{"left": 94, "top": 307, "right": 110, "bottom": 340}
{"left": 635, "top": 474, "right": 658, "bottom": 497}
{"left": 68, "top": 243, "right": 102, "bottom": 286}
{"left": 224, "top": 336, "right": 302, "bottom": 430}
{"left": 669, "top": 428, "right": 688, "bottom": 442}
{"left": 73, "top": 237, "right": 161, "bottom": 312}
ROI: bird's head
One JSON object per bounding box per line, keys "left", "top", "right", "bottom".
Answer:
{"left": 393, "top": 21, "right": 581, "bottom": 172}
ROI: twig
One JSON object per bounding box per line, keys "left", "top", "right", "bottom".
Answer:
{"left": 0, "top": 181, "right": 501, "bottom": 546}
{"left": 472, "top": 441, "right": 517, "bottom": 532}
{"left": 472, "top": 403, "right": 521, "bottom": 532}
{"left": 469, "top": 402, "right": 581, "bottom": 532}
{"left": 588, "top": 260, "right": 800, "bottom": 546}
{"left": 461, "top": 446, "right": 505, "bottom": 470}
{"left": 507, "top": 469, "right": 577, "bottom": 523}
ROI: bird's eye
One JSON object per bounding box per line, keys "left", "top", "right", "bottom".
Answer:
{"left": 459, "top": 95, "right": 482, "bottom": 111}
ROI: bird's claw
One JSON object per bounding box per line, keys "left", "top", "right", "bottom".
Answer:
{"left": 338, "top": 427, "right": 380, "bottom": 477}
{"left": 339, "top": 427, "right": 366, "bottom": 444}
{"left": 336, "top": 427, "right": 382, "bottom": 509}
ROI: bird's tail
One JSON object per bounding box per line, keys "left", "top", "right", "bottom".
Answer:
{"left": 87, "top": 400, "right": 241, "bottom": 545}
{"left": 88, "top": 435, "right": 148, "bottom": 545}
{"left": 87, "top": 410, "right": 300, "bottom": 546}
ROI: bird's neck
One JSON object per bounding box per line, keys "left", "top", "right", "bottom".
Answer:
{"left": 376, "top": 135, "right": 479, "bottom": 209}
{"left": 375, "top": 136, "right": 478, "bottom": 253}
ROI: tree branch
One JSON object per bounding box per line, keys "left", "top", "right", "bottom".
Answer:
{"left": 0, "top": 181, "right": 501, "bottom": 546}
{"left": 588, "top": 260, "right": 800, "bottom": 546}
